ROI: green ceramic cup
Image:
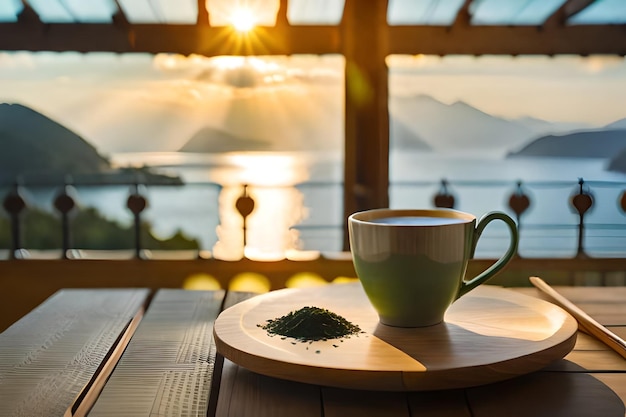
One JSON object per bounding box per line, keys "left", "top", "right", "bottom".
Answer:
{"left": 348, "top": 208, "right": 518, "bottom": 327}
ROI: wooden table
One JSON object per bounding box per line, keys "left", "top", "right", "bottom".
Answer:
{"left": 1, "top": 285, "right": 626, "bottom": 417}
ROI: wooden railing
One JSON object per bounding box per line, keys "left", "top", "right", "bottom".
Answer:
{"left": 1, "top": 254, "right": 626, "bottom": 333}
{"left": 3, "top": 177, "right": 626, "bottom": 258}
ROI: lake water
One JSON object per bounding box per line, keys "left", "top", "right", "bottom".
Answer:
{"left": 12, "top": 150, "right": 626, "bottom": 259}
{"left": 390, "top": 151, "right": 626, "bottom": 258}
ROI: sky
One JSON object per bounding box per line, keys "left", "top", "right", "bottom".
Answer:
{"left": 0, "top": 52, "right": 625, "bottom": 155}
{"left": 0, "top": 52, "right": 344, "bottom": 154}
{"left": 387, "top": 54, "right": 626, "bottom": 127}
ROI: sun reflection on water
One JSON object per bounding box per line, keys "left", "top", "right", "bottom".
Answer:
{"left": 211, "top": 152, "right": 311, "bottom": 261}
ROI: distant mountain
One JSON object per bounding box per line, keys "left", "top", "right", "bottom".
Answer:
{"left": 508, "top": 129, "right": 626, "bottom": 158}
{"left": 179, "top": 126, "right": 272, "bottom": 152}
{"left": 608, "top": 148, "right": 626, "bottom": 173}
{"left": 390, "top": 117, "right": 431, "bottom": 151}
{"left": 512, "top": 116, "right": 592, "bottom": 136}
{"left": 606, "top": 118, "right": 626, "bottom": 130}
{"left": 0, "top": 103, "right": 181, "bottom": 184}
{"left": 389, "top": 95, "right": 536, "bottom": 156}
{"left": 0, "top": 103, "right": 109, "bottom": 178}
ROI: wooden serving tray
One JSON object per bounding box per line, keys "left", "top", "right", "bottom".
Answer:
{"left": 214, "top": 283, "right": 578, "bottom": 391}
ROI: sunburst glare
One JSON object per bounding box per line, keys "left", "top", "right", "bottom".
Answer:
{"left": 207, "top": 0, "right": 279, "bottom": 27}
{"left": 231, "top": 7, "right": 256, "bottom": 32}
{"left": 205, "top": 0, "right": 280, "bottom": 54}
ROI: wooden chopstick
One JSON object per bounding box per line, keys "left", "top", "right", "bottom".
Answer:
{"left": 529, "top": 276, "right": 626, "bottom": 360}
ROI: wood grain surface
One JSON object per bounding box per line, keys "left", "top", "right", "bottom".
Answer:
{"left": 87, "top": 289, "right": 226, "bottom": 417}
{"left": 214, "top": 283, "right": 578, "bottom": 391}
{"left": 3, "top": 286, "right": 626, "bottom": 417}
{"left": 0, "top": 289, "right": 148, "bottom": 417}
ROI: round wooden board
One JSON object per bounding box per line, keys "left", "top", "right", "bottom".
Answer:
{"left": 214, "top": 283, "right": 578, "bottom": 391}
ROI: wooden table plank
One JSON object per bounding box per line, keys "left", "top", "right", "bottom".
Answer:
{"left": 513, "top": 288, "right": 626, "bottom": 373}
{"left": 593, "top": 373, "right": 626, "bottom": 410}
{"left": 466, "top": 371, "right": 625, "bottom": 417}
{"left": 216, "top": 361, "right": 473, "bottom": 417}
{"left": 515, "top": 287, "right": 626, "bottom": 305}
{"left": 572, "top": 331, "right": 611, "bottom": 351}
{"left": 0, "top": 289, "right": 148, "bottom": 417}
{"left": 215, "top": 359, "right": 321, "bottom": 417}
{"left": 512, "top": 287, "right": 626, "bottom": 415}
{"left": 88, "top": 289, "right": 225, "bottom": 417}
{"left": 562, "top": 303, "right": 626, "bottom": 326}
{"left": 407, "top": 390, "right": 472, "bottom": 417}
{"left": 208, "top": 291, "right": 259, "bottom": 417}
{"left": 564, "top": 350, "right": 626, "bottom": 371}
{"left": 515, "top": 287, "right": 626, "bottom": 326}
{"left": 322, "top": 387, "right": 410, "bottom": 417}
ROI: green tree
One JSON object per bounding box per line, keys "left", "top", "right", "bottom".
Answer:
{"left": 0, "top": 207, "right": 199, "bottom": 251}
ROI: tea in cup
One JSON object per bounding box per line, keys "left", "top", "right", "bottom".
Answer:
{"left": 348, "top": 208, "right": 518, "bottom": 327}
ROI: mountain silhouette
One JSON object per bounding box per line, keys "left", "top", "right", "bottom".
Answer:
{"left": 608, "top": 148, "right": 626, "bottom": 173}
{"left": 0, "top": 103, "right": 110, "bottom": 180}
{"left": 390, "top": 117, "right": 431, "bottom": 150}
{"left": 179, "top": 126, "right": 272, "bottom": 152}
{"left": 606, "top": 118, "right": 626, "bottom": 130}
{"left": 389, "top": 94, "right": 537, "bottom": 156}
{"left": 182, "top": 116, "right": 429, "bottom": 153}
{"left": 0, "top": 103, "right": 181, "bottom": 184}
{"left": 512, "top": 116, "right": 591, "bottom": 136}
{"left": 508, "top": 129, "right": 626, "bottom": 158}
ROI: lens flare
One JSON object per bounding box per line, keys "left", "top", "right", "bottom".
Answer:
{"left": 231, "top": 7, "right": 256, "bottom": 32}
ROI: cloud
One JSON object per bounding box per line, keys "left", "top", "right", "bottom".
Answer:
{"left": 0, "top": 51, "right": 163, "bottom": 82}
{"left": 0, "top": 52, "right": 345, "bottom": 153}
{"left": 388, "top": 54, "right": 626, "bottom": 78}
{"left": 153, "top": 53, "right": 343, "bottom": 90}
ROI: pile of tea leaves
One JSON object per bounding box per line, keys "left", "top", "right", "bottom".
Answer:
{"left": 258, "top": 306, "right": 361, "bottom": 342}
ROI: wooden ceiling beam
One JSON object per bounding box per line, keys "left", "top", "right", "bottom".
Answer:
{"left": 386, "top": 24, "right": 626, "bottom": 56}
{"left": 450, "top": 0, "right": 472, "bottom": 28}
{"left": 0, "top": 24, "right": 342, "bottom": 55}
{"left": 0, "top": 22, "right": 624, "bottom": 56}
{"left": 562, "top": 0, "right": 597, "bottom": 19}
{"left": 543, "top": 0, "right": 596, "bottom": 28}
{"left": 196, "top": 0, "right": 209, "bottom": 25}
{"left": 17, "top": 1, "right": 42, "bottom": 25}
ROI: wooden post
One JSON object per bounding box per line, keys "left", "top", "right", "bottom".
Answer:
{"left": 342, "top": 0, "right": 390, "bottom": 249}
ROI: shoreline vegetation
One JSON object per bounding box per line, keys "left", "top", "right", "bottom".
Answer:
{"left": 0, "top": 206, "right": 200, "bottom": 251}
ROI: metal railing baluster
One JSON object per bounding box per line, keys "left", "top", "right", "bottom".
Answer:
{"left": 126, "top": 183, "right": 148, "bottom": 259}
{"left": 2, "top": 182, "right": 26, "bottom": 259}
{"left": 53, "top": 179, "right": 76, "bottom": 259}
{"left": 570, "top": 178, "right": 594, "bottom": 259}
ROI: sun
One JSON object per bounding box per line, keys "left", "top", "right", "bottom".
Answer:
{"left": 207, "top": 0, "right": 278, "bottom": 28}
{"left": 230, "top": 7, "right": 256, "bottom": 32}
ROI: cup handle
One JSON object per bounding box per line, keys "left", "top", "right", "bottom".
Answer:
{"left": 456, "top": 211, "right": 519, "bottom": 299}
